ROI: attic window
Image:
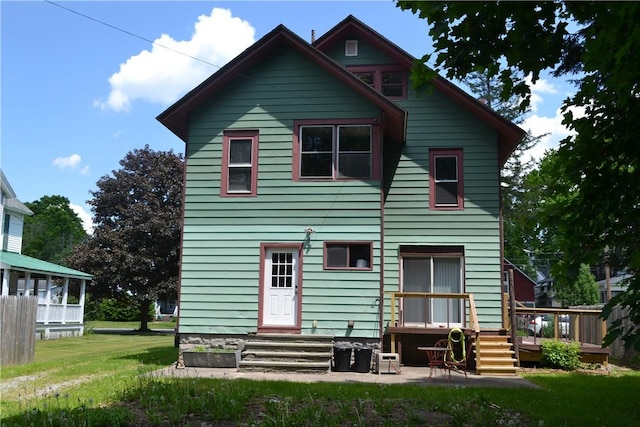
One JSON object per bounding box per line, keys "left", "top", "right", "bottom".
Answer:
{"left": 345, "top": 40, "right": 358, "bottom": 56}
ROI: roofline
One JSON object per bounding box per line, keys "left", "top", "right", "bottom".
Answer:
{"left": 504, "top": 258, "right": 537, "bottom": 285}
{"left": 157, "top": 24, "right": 407, "bottom": 144}
{"left": 314, "top": 15, "right": 525, "bottom": 166}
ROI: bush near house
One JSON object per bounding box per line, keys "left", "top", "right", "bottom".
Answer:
{"left": 540, "top": 340, "right": 582, "bottom": 370}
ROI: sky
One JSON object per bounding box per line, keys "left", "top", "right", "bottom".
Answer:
{"left": 1, "top": 0, "right": 578, "bottom": 234}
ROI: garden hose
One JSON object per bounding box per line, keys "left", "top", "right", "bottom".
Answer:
{"left": 447, "top": 327, "right": 466, "bottom": 363}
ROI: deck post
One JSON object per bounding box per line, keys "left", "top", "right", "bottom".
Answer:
{"left": 508, "top": 269, "right": 520, "bottom": 367}
{"left": 390, "top": 293, "right": 396, "bottom": 353}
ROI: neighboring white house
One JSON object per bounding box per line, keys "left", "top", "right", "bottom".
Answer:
{"left": 0, "top": 170, "right": 92, "bottom": 339}
{"left": 597, "top": 271, "right": 632, "bottom": 304}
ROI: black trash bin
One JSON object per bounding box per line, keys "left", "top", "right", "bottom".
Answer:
{"left": 333, "top": 346, "right": 352, "bottom": 372}
{"left": 353, "top": 346, "right": 372, "bottom": 373}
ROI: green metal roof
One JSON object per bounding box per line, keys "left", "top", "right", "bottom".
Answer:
{"left": 0, "top": 251, "right": 92, "bottom": 279}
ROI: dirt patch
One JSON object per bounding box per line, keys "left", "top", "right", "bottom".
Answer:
{"left": 1, "top": 372, "right": 106, "bottom": 400}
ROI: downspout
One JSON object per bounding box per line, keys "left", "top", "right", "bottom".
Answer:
{"left": 378, "top": 116, "right": 386, "bottom": 349}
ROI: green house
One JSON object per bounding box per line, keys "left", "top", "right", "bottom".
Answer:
{"left": 158, "top": 16, "right": 525, "bottom": 370}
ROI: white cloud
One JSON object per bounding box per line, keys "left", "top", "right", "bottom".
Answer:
{"left": 70, "top": 203, "right": 94, "bottom": 235}
{"left": 98, "top": 8, "right": 255, "bottom": 112}
{"left": 526, "top": 75, "right": 558, "bottom": 113}
{"left": 521, "top": 105, "right": 586, "bottom": 163}
{"left": 53, "top": 154, "right": 82, "bottom": 169}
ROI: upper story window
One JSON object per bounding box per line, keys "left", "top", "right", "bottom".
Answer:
{"left": 221, "top": 130, "right": 259, "bottom": 197}
{"left": 293, "top": 120, "right": 380, "bottom": 181}
{"left": 429, "top": 149, "right": 464, "bottom": 210}
{"left": 349, "top": 65, "right": 407, "bottom": 99}
{"left": 345, "top": 40, "right": 358, "bottom": 56}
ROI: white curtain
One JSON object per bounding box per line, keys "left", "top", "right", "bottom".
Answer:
{"left": 402, "top": 256, "right": 462, "bottom": 325}
{"left": 402, "top": 258, "right": 430, "bottom": 325}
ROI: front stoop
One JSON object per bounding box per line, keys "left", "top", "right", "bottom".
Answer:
{"left": 239, "top": 334, "right": 334, "bottom": 373}
{"left": 474, "top": 333, "right": 519, "bottom": 376}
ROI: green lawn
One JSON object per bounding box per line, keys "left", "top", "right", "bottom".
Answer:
{"left": 1, "top": 334, "right": 639, "bottom": 426}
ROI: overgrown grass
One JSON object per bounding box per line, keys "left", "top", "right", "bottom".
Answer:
{"left": 2, "top": 334, "right": 639, "bottom": 426}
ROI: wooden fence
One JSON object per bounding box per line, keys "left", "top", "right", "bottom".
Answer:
{"left": 1, "top": 296, "right": 37, "bottom": 366}
{"left": 607, "top": 305, "right": 638, "bottom": 361}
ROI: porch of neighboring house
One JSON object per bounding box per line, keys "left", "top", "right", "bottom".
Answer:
{"left": 383, "top": 292, "right": 610, "bottom": 376}
{"left": 1, "top": 251, "right": 91, "bottom": 339}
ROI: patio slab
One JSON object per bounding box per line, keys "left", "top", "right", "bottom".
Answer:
{"left": 155, "top": 364, "right": 541, "bottom": 389}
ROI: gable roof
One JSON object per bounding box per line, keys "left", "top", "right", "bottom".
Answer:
{"left": 1, "top": 169, "right": 34, "bottom": 216}
{"left": 0, "top": 250, "right": 92, "bottom": 279}
{"left": 157, "top": 24, "right": 408, "bottom": 144}
{"left": 315, "top": 15, "right": 525, "bottom": 166}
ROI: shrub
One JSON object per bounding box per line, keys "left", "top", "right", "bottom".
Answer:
{"left": 97, "top": 296, "right": 155, "bottom": 321}
{"left": 540, "top": 340, "right": 581, "bottom": 370}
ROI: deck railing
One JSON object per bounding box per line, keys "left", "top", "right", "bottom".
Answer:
{"left": 37, "top": 303, "right": 83, "bottom": 324}
{"left": 385, "top": 292, "right": 479, "bottom": 353}
{"left": 509, "top": 300, "right": 605, "bottom": 346}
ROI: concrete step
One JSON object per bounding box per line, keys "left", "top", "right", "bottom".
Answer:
{"left": 238, "top": 359, "right": 331, "bottom": 373}
{"left": 238, "top": 334, "right": 334, "bottom": 373}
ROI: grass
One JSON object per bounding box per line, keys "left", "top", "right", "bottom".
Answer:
{"left": 85, "top": 320, "right": 176, "bottom": 330}
{"left": 1, "top": 334, "right": 639, "bottom": 426}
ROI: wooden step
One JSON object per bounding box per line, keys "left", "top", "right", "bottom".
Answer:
{"left": 475, "top": 332, "right": 518, "bottom": 376}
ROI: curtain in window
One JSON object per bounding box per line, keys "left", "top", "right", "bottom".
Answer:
{"left": 402, "top": 258, "right": 430, "bottom": 325}
{"left": 432, "top": 257, "right": 462, "bottom": 323}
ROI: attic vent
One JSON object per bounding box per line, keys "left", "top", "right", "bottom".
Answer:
{"left": 345, "top": 40, "right": 358, "bottom": 57}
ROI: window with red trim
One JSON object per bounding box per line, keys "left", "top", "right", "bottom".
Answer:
{"left": 221, "top": 130, "right": 258, "bottom": 197}
{"left": 349, "top": 66, "right": 407, "bottom": 99}
{"left": 429, "top": 149, "right": 464, "bottom": 210}
{"left": 324, "top": 242, "right": 372, "bottom": 270}
{"left": 293, "top": 120, "right": 379, "bottom": 181}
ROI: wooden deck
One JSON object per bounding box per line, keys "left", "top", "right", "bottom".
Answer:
{"left": 517, "top": 336, "right": 609, "bottom": 365}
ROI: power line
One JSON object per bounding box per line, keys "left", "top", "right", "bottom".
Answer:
{"left": 44, "top": 0, "right": 222, "bottom": 69}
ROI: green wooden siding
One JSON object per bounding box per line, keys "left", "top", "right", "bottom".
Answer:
{"left": 180, "top": 45, "right": 383, "bottom": 337}
{"left": 322, "top": 33, "right": 396, "bottom": 66}
{"left": 382, "top": 85, "right": 505, "bottom": 328}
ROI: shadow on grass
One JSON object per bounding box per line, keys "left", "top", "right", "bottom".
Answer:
{"left": 115, "top": 345, "right": 178, "bottom": 366}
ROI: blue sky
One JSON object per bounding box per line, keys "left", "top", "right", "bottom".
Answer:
{"left": 1, "top": 1, "right": 577, "bottom": 233}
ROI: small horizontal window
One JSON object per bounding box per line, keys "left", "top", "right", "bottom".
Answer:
{"left": 324, "top": 242, "right": 372, "bottom": 270}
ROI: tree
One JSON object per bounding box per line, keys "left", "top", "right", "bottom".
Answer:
{"left": 66, "top": 145, "right": 184, "bottom": 331}
{"left": 23, "top": 195, "right": 88, "bottom": 265}
{"left": 463, "top": 71, "right": 540, "bottom": 279}
{"left": 396, "top": 1, "right": 640, "bottom": 349}
{"left": 556, "top": 263, "right": 599, "bottom": 307}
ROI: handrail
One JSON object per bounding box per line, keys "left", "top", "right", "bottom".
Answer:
{"left": 385, "top": 291, "right": 479, "bottom": 353}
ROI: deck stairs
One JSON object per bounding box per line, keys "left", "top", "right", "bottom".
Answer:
{"left": 238, "top": 334, "right": 334, "bottom": 373}
{"left": 474, "top": 332, "right": 518, "bottom": 376}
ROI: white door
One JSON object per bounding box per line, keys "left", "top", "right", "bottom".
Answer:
{"left": 262, "top": 248, "right": 298, "bottom": 326}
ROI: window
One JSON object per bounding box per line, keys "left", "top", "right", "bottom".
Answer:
{"left": 345, "top": 40, "right": 358, "bottom": 56}
{"left": 324, "top": 242, "right": 372, "bottom": 270}
{"left": 293, "top": 120, "right": 379, "bottom": 181}
{"left": 221, "top": 130, "right": 259, "bottom": 197}
{"left": 350, "top": 66, "right": 407, "bottom": 99}
{"left": 429, "top": 149, "right": 463, "bottom": 210}
{"left": 400, "top": 246, "right": 464, "bottom": 326}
